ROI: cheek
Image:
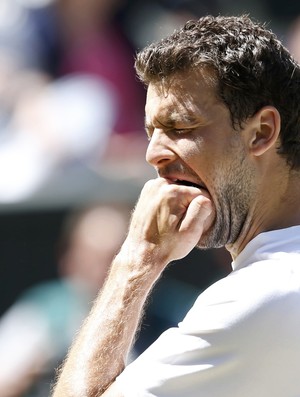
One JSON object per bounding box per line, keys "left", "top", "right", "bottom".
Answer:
{"left": 179, "top": 138, "right": 205, "bottom": 164}
{"left": 179, "top": 137, "right": 227, "bottom": 190}
{"left": 183, "top": 147, "right": 214, "bottom": 177}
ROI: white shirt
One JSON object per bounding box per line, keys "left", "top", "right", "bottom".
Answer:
{"left": 117, "top": 226, "right": 300, "bottom": 396}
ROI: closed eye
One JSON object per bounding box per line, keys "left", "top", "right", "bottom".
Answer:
{"left": 172, "top": 128, "right": 193, "bottom": 135}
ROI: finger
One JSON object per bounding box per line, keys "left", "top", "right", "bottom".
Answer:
{"left": 179, "top": 194, "right": 213, "bottom": 239}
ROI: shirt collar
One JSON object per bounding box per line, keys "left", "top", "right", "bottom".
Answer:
{"left": 232, "top": 225, "right": 300, "bottom": 271}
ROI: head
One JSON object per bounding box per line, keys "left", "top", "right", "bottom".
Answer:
{"left": 135, "top": 15, "right": 300, "bottom": 171}
{"left": 135, "top": 15, "right": 300, "bottom": 251}
{"left": 57, "top": 203, "right": 129, "bottom": 294}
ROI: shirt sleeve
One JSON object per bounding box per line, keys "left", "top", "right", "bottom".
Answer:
{"left": 116, "top": 263, "right": 300, "bottom": 397}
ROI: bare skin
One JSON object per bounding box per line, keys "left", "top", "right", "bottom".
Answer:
{"left": 52, "top": 70, "right": 300, "bottom": 397}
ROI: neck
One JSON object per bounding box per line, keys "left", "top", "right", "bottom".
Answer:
{"left": 226, "top": 169, "right": 300, "bottom": 260}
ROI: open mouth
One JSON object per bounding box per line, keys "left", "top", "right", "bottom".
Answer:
{"left": 174, "top": 179, "right": 204, "bottom": 189}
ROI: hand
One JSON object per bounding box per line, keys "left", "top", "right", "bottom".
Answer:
{"left": 124, "top": 177, "right": 214, "bottom": 270}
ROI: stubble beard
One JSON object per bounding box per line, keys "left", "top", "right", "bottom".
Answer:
{"left": 197, "top": 158, "right": 256, "bottom": 250}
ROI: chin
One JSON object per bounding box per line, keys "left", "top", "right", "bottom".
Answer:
{"left": 196, "top": 228, "right": 225, "bottom": 250}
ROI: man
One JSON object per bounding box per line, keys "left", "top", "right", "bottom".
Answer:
{"left": 52, "top": 15, "right": 300, "bottom": 397}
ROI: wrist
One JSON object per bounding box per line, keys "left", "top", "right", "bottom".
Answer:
{"left": 116, "top": 239, "right": 170, "bottom": 282}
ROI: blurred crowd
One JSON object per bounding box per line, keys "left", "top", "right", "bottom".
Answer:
{"left": 0, "top": 203, "right": 130, "bottom": 397}
{"left": 0, "top": 0, "right": 144, "bottom": 202}
{"left": 1, "top": 0, "right": 300, "bottom": 396}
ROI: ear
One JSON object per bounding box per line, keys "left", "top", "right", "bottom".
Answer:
{"left": 248, "top": 106, "right": 281, "bottom": 156}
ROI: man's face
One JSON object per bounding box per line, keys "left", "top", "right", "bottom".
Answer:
{"left": 144, "top": 70, "right": 257, "bottom": 248}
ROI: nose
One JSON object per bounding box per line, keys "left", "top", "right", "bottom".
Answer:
{"left": 146, "top": 129, "right": 176, "bottom": 168}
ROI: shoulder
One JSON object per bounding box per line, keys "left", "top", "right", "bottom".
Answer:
{"left": 182, "top": 255, "right": 300, "bottom": 339}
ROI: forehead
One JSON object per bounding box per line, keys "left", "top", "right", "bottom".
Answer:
{"left": 145, "top": 70, "right": 220, "bottom": 125}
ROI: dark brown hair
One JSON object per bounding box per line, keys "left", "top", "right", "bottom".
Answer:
{"left": 135, "top": 15, "right": 300, "bottom": 170}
